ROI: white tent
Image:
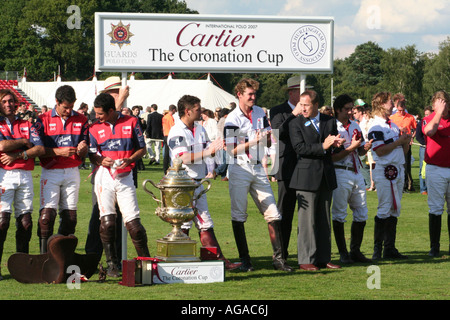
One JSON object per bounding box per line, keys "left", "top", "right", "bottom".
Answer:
{"left": 18, "top": 74, "right": 238, "bottom": 112}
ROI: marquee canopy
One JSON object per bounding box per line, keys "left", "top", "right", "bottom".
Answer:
{"left": 18, "top": 74, "right": 238, "bottom": 112}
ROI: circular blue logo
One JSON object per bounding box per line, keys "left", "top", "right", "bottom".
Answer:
{"left": 291, "top": 25, "right": 327, "bottom": 64}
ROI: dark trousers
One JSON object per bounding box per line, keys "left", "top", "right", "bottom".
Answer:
{"left": 85, "top": 202, "right": 123, "bottom": 261}
{"left": 163, "top": 136, "right": 170, "bottom": 173}
{"left": 404, "top": 145, "right": 414, "bottom": 191}
{"left": 277, "top": 180, "right": 297, "bottom": 257}
{"left": 296, "top": 178, "right": 332, "bottom": 265}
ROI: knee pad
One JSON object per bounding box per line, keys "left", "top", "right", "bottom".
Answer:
{"left": 0, "top": 212, "right": 11, "bottom": 241}
{"left": 126, "top": 219, "right": 148, "bottom": 243}
{"left": 16, "top": 212, "right": 32, "bottom": 232}
{"left": 38, "top": 208, "right": 57, "bottom": 239}
{"left": 99, "top": 214, "right": 116, "bottom": 243}
{"left": 58, "top": 210, "right": 77, "bottom": 235}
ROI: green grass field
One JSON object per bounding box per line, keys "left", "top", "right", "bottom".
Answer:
{"left": 0, "top": 144, "right": 448, "bottom": 301}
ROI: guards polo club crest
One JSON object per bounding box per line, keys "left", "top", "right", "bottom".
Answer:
{"left": 107, "top": 20, "right": 134, "bottom": 49}
{"left": 384, "top": 165, "right": 398, "bottom": 181}
{"left": 384, "top": 165, "right": 399, "bottom": 211}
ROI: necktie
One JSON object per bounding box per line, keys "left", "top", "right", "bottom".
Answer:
{"left": 311, "top": 118, "right": 319, "bottom": 132}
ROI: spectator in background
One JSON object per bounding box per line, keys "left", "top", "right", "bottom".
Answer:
{"left": 162, "top": 105, "right": 177, "bottom": 173}
{"left": 416, "top": 106, "right": 432, "bottom": 195}
{"left": 17, "top": 102, "right": 35, "bottom": 123}
{"left": 392, "top": 93, "right": 406, "bottom": 115}
{"left": 214, "top": 107, "right": 221, "bottom": 122}
{"left": 145, "top": 104, "right": 164, "bottom": 166}
{"left": 352, "top": 105, "right": 365, "bottom": 124}
{"left": 77, "top": 102, "right": 90, "bottom": 170}
{"left": 355, "top": 100, "right": 373, "bottom": 189}
{"left": 121, "top": 107, "right": 131, "bottom": 116}
{"left": 214, "top": 107, "right": 230, "bottom": 181}
{"left": 201, "top": 109, "right": 218, "bottom": 179}
{"left": 132, "top": 105, "right": 146, "bottom": 172}
{"left": 78, "top": 102, "right": 89, "bottom": 117}
{"left": 319, "top": 105, "right": 334, "bottom": 117}
{"left": 390, "top": 99, "right": 417, "bottom": 192}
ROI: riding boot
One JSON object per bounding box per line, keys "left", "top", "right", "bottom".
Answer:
{"left": 199, "top": 228, "right": 242, "bottom": 270}
{"left": 16, "top": 213, "right": 32, "bottom": 253}
{"left": 267, "top": 220, "right": 293, "bottom": 272}
{"left": 0, "top": 212, "right": 11, "bottom": 280}
{"left": 383, "top": 216, "right": 408, "bottom": 259}
{"left": 372, "top": 216, "right": 384, "bottom": 260}
{"left": 428, "top": 214, "right": 441, "bottom": 257}
{"left": 231, "top": 221, "right": 254, "bottom": 271}
{"left": 58, "top": 210, "right": 77, "bottom": 236}
{"left": 448, "top": 214, "right": 450, "bottom": 255}
{"left": 332, "top": 220, "right": 353, "bottom": 264}
{"left": 126, "top": 218, "right": 151, "bottom": 258}
{"left": 349, "top": 221, "right": 372, "bottom": 263}
{"left": 37, "top": 208, "right": 57, "bottom": 254}
{"left": 100, "top": 215, "right": 120, "bottom": 277}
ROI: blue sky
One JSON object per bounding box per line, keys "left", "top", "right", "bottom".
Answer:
{"left": 184, "top": 0, "right": 450, "bottom": 59}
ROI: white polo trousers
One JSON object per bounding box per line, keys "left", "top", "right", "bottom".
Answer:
{"left": 181, "top": 183, "right": 215, "bottom": 232}
{"left": 426, "top": 164, "right": 450, "bottom": 216}
{"left": 40, "top": 167, "right": 80, "bottom": 212}
{"left": 332, "top": 169, "right": 368, "bottom": 223}
{"left": 94, "top": 166, "right": 140, "bottom": 225}
{"left": 372, "top": 164, "right": 404, "bottom": 219}
{"left": 0, "top": 168, "right": 33, "bottom": 217}
{"left": 228, "top": 163, "right": 280, "bottom": 223}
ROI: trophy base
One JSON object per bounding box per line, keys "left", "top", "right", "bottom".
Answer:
{"left": 155, "top": 239, "right": 200, "bottom": 262}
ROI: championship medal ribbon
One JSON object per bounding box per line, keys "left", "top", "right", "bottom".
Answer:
{"left": 384, "top": 165, "right": 399, "bottom": 210}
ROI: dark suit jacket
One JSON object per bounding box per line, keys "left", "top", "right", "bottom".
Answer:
{"left": 270, "top": 101, "right": 298, "bottom": 181}
{"left": 146, "top": 111, "right": 164, "bottom": 140}
{"left": 288, "top": 113, "right": 338, "bottom": 192}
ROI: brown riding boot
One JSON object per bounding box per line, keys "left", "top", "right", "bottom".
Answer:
{"left": 100, "top": 215, "right": 120, "bottom": 277}
{"left": 126, "top": 218, "right": 151, "bottom": 258}
{"left": 268, "top": 220, "right": 293, "bottom": 272}
{"left": 199, "top": 228, "right": 242, "bottom": 271}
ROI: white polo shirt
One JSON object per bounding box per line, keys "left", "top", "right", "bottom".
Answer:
{"left": 334, "top": 119, "right": 366, "bottom": 169}
{"left": 368, "top": 115, "right": 405, "bottom": 166}
{"left": 167, "top": 120, "right": 209, "bottom": 179}
{"left": 223, "top": 105, "right": 270, "bottom": 165}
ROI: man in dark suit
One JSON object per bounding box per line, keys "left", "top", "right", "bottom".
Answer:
{"left": 289, "top": 89, "right": 344, "bottom": 271}
{"left": 269, "top": 76, "right": 302, "bottom": 258}
{"left": 145, "top": 104, "right": 164, "bottom": 165}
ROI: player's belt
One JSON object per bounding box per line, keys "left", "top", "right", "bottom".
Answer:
{"left": 334, "top": 165, "right": 356, "bottom": 172}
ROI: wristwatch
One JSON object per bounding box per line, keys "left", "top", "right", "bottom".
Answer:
{"left": 19, "top": 151, "right": 28, "bottom": 160}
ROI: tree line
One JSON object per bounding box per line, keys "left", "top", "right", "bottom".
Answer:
{"left": 1, "top": 0, "right": 448, "bottom": 116}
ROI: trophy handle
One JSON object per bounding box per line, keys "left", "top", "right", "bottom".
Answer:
{"left": 193, "top": 178, "right": 211, "bottom": 201}
{"left": 142, "top": 179, "right": 162, "bottom": 203}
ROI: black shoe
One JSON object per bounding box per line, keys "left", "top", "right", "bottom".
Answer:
{"left": 350, "top": 250, "right": 372, "bottom": 263}
{"left": 239, "top": 258, "right": 255, "bottom": 272}
{"left": 339, "top": 252, "right": 354, "bottom": 264}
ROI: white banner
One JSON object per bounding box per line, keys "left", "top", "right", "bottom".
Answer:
{"left": 152, "top": 261, "right": 225, "bottom": 284}
{"left": 95, "top": 13, "right": 334, "bottom": 74}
